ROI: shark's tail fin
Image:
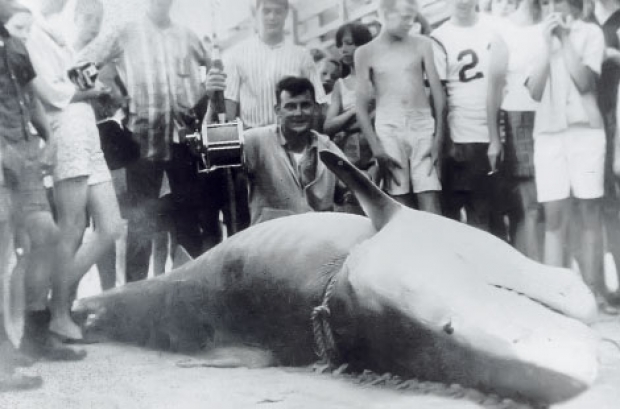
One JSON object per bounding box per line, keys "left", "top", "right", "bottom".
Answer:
{"left": 320, "top": 149, "right": 400, "bottom": 231}
{"left": 75, "top": 276, "right": 213, "bottom": 352}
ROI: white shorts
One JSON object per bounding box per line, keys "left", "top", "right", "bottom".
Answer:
{"left": 375, "top": 110, "right": 441, "bottom": 195}
{"left": 51, "top": 104, "right": 112, "bottom": 186}
{"left": 534, "top": 126, "right": 605, "bottom": 202}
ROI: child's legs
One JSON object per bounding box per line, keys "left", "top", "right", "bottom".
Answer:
{"left": 152, "top": 231, "right": 170, "bottom": 276}
{"left": 392, "top": 193, "right": 416, "bottom": 208}
{"left": 441, "top": 156, "right": 466, "bottom": 221}
{"left": 68, "top": 181, "right": 122, "bottom": 286}
{"left": 50, "top": 177, "right": 89, "bottom": 337}
{"left": 510, "top": 178, "right": 542, "bottom": 261}
{"left": 567, "top": 127, "right": 606, "bottom": 296}
{"left": 408, "top": 123, "right": 441, "bottom": 215}
{"left": 542, "top": 199, "right": 570, "bottom": 267}
{"left": 576, "top": 199, "right": 604, "bottom": 294}
{"left": 0, "top": 187, "right": 12, "bottom": 302}
{"left": 19, "top": 211, "right": 59, "bottom": 312}
{"left": 10, "top": 151, "right": 58, "bottom": 313}
{"left": 416, "top": 192, "right": 441, "bottom": 215}
{"left": 534, "top": 131, "right": 572, "bottom": 266}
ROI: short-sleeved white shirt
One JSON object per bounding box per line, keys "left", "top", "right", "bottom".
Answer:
{"left": 224, "top": 37, "right": 327, "bottom": 129}
{"left": 432, "top": 18, "right": 498, "bottom": 144}
{"left": 530, "top": 20, "right": 605, "bottom": 134}
{"left": 27, "top": 15, "right": 75, "bottom": 113}
{"left": 500, "top": 22, "right": 543, "bottom": 112}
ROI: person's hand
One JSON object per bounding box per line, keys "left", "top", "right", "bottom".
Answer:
{"left": 40, "top": 139, "right": 57, "bottom": 175}
{"left": 93, "top": 81, "right": 110, "bottom": 96}
{"left": 548, "top": 13, "right": 570, "bottom": 42}
{"left": 80, "top": 81, "right": 110, "bottom": 100}
{"left": 605, "top": 47, "right": 620, "bottom": 66}
{"left": 430, "top": 139, "right": 442, "bottom": 179}
{"left": 542, "top": 13, "right": 563, "bottom": 48}
{"left": 487, "top": 139, "right": 503, "bottom": 174}
{"left": 614, "top": 137, "right": 620, "bottom": 178}
{"left": 204, "top": 68, "right": 227, "bottom": 98}
{"left": 374, "top": 146, "right": 402, "bottom": 190}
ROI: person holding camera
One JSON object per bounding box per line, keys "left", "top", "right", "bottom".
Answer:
{"left": 26, "top": 0, "right": 122, "bottom": 342}
{"left": 527, "top": 0, "right": 610, "bottom": 314}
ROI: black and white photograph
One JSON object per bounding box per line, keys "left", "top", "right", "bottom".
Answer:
{"left": 1, "top": 0, "right": 620, "bottom": 407}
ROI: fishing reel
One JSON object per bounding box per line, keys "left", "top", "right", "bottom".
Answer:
{"left": 184, "top": 119, "right": 245, "bottom": 174}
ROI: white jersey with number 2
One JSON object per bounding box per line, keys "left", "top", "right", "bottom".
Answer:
{"left": 432, "top": 18, "right": 497, "bottom": 144}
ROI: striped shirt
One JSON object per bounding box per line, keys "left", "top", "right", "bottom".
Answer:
{"left": 224, "top": 36, "right": 326, "bottom": 129}
{"left": 99, "top": 17, "right": 208, "bottom": 161}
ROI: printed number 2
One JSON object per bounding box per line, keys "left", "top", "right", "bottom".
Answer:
{"left": 457, "top": 49, "right": 483, "bottom": 83}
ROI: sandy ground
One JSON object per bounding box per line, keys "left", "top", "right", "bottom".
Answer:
{"left": 0, "top": 318, "right": 619, "bottom": 409}
{"left": 2, "top": 266, "right": 620, "bottom": 409}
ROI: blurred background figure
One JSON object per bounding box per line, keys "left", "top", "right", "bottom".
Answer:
{"left": 94, "top": 0, "right": 227, "bottom": 283}
{"left": 317, "top": 57, "right": 340, "bottom": 96}
{"left": 499, "top": 0, "right": 544, "bottom": 261}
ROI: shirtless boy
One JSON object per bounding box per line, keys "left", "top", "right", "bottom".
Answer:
{"left": 355, "top": 0, "right": 445, "bottom": 213}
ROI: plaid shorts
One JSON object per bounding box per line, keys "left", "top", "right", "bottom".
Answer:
{"left": 503, "top": 111, "right": 535, "bottom": 178}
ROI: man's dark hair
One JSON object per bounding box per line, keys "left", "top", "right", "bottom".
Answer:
{"left": 335, "top": 22, "right": 373, "bottom": 48}
{"left": 254, "top": 0, "right": 289, "bottom": 11}
{"left": 565, "top": 0, "right": 583, "bottom": 16}
{"left": 275, "top": 76, "right": 316, "bottom": 105}
{"left": 310, "top": 48, "right": 327, "bottom": 63}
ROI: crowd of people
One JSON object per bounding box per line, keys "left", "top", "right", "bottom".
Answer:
{"left": 2, "top": 0, "right": 620, "bottom": 393}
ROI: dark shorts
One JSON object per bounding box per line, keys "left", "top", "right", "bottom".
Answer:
{"left": 443, "top": 142, "right": 491, "bottom": 192}
{"left": 442, "top": 142, "right": 501, "bottom": 231}
{"left": 0, "top": 137, "right": 51, "bottom": 224}
{"left": 503, "top": 111, "right": 535, "bottom": 178}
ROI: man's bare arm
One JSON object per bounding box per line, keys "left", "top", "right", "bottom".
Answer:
{"left": 354, "top": 45, "right": 401, "bottom": 187}
{"left": 559, "top": 31, "right": 598, "bottom": 94}
{"left": 354, "top": 46, "right": 380, "bottom": 153}
{"left": 27, "top": 87, "right": 52, "bottom": 142}
{"left": 486, "top": 34, "right": 508, "bottom": 171}
{"left": 225, "top": 100, "right": 239, "bottom": 122}
{"left": 527, "top": 16, "right": 555, "bottom": 102}
{"left": 423, "top": 39, "right": 446, "bottom": 165}
{"left": 324, "top": 81, "right": 356, "bottom": 136}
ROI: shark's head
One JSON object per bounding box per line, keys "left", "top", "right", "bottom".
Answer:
{"left": 320, "top": 150, "right": 599, "bottom": 404}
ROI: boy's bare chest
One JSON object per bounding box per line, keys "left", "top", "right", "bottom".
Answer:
{"left": 371, "top": 47, "right": 423, "bottom": 76}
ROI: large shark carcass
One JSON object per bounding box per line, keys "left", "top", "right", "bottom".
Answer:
{"left": 78, "top": 150, "right": 599, "bottom": 406}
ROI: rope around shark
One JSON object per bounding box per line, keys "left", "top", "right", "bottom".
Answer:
{"left": 309, "top": 266, "right": 547, "bottom": 409}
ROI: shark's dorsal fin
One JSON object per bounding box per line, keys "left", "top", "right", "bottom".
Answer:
{"left": 320, "top": 150, "right": 401, "bottom": 231}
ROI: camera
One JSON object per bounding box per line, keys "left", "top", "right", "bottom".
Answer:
{"left": 67, "top": 62, "right": 100, "bottom": 91}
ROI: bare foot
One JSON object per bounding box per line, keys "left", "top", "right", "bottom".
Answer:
{"left": 0, "top": 372, "right": 43, "bottom": 391}
{"left": 49, "top": 316, "right": 83, "bottom": 341}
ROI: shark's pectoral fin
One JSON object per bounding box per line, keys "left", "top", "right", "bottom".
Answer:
{"left": 319, "top": 149, "right": 401, "bottom": 230}
{"left": 176, "top": 346, "right": 276, "bottom": 369}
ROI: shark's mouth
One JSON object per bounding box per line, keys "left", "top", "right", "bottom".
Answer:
{"left": 324, "top": 281, "right": 593, "bottom": 407}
